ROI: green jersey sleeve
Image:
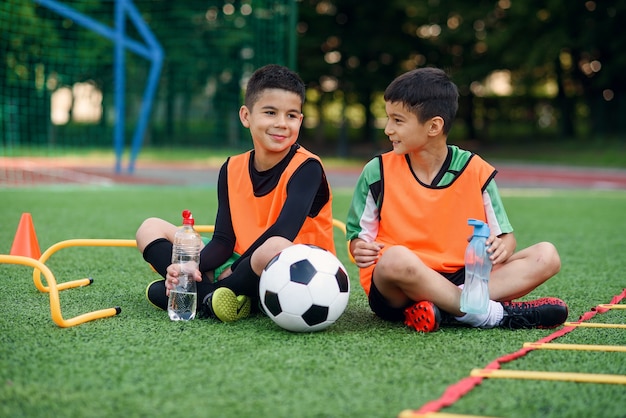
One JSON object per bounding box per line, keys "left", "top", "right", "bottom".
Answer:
{"left": 483, "top": 179, "right": 513, "bottom": 235}
{"left": 346, "top": 157, "right": 382, "bottom": 242}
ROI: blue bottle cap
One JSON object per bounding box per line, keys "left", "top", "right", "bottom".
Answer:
{"left": 468, "top": 218, "right": 490, "bottom": 237}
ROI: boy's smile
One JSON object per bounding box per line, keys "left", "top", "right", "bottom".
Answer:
{"left": 239, "top": 88, "right": 303, "bottom": 170}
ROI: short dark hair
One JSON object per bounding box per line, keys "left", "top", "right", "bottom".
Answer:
{"left": 244, "top": 64, "right": 306, "bottom": 110}
{"left": 383, "top": 67, "right": 459, "bottom": 134}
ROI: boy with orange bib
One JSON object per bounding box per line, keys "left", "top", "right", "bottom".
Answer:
{"left": 346, "top": 68, "right": 567, "bottom": 332}
{"left": 136, "top": 64, "right": 335, "bottom": 322}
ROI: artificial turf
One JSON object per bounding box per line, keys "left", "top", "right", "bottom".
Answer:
{"left": 0, "top": 187, "right": 624, "bottom": 418}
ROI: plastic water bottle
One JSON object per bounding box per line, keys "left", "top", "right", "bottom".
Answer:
{"left": 167, "top": 209, "right": 201, "bottom": 321}
{"left": 460, "top": 219, "right": 492, "bottom": 314}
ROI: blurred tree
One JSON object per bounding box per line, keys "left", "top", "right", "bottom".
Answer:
{"left": 297, "top": 0, "right": 506, "bottom": 146}
{"left": 1, "top": 0, "right": 111, "bottom": 146}
{"left": 298, "top": 0, "right": 426, "bottom": 152}
{"left": 397, "top": 0, "right": 498, "bottom": 140}
{"left": 4, "top": 0, "right": 625, "bottom": 153}
{"left": 481, "top": 0, "right": 626, "bottom": 138}
{"left": 298, "top": 0, "right": 626, "bottom": 144}
{"left": 139, "top": 0, "right": 253, "bottom": 146}
{"left": 144, "top": 0, "right": 291, "bottom": 147}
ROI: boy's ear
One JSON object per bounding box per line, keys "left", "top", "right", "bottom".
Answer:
{"left": 428, "top": 116, "right": 444, "bottom": 135}
{"left": 239, "top": 105, "right": 251, "bottom": 128}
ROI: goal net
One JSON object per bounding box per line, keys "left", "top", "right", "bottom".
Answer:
{"left": 1, "top": 0, "right": 295, "bottom": 186}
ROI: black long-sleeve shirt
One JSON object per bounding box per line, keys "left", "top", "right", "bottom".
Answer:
{"left": 198, "top": 144, "right": 328, "bottom": 273}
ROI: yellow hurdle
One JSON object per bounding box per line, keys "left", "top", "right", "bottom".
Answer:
{"left": 0, "top": 254, "right": 120, "bottom": 328}
{"left": 471, "top": 368, "right": 626, "bottom": 385}
{"left": 2, "top": 218, "right": 353, "bottom": 328}
{"left": 33, "top": 238, "right": 138, "bottom": 292}
{"left": 331, "top": 218, "right": 355, "bottom": 264}
{"left": 598, "top": 303, "right": 626, "bottom": 310}
{"left": 523, "top": 342, "right": 626, "bottom": 352}
{"left": 194, "top": 224, "right": 215, "bottom": 233}
{"left": 198, "top": 220, "right": 355, "bottom": 263}
{"left": 564, "top": 322, "right": 626, "bottom": 329}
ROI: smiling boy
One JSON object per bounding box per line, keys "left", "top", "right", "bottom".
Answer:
{"left": 346, "top": 67, "right": 568, "bottom": 332}
{"left": 136, "top": 64, "right": 335, "bottom": 322}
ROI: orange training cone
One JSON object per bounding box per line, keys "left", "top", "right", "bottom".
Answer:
{"left": 9, "top": 213, "right": 41, "bottom": 259}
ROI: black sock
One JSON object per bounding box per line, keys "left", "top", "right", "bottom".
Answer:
{"left": 146, "top": 280, "right": 168, "bottom": 310}
{"left": 147, "top": 279, "right": 216, "bottom": 313}
{"left": 215, "top": 256, "right": 259, "bottom": 297}
{"left": 143, "top": 238, "right": 217, "bottom": 312}
{"left": 197, "top": 278, "right": 216, "bottom": 304}
{"left": 142, "top": 238, "right": 172, "bottom": 279}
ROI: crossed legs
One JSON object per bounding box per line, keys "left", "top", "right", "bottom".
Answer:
{"left": 372, "top": 242, "right": 561, "bottom": 317}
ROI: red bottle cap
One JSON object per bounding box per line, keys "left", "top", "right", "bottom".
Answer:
{"left": 182, "top": 209, "right": 195, "bottom": 226}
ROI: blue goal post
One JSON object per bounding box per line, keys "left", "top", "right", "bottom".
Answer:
{"left": 33, "top": 0, "right": 163, "bottom": 174}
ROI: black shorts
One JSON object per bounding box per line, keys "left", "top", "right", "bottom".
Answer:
{"left": 368, "top": 268, "right": 465, "bottom": 322}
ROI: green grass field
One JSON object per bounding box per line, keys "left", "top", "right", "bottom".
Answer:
{"left": 1, "top": 186, "right": 625, "bottom": 418}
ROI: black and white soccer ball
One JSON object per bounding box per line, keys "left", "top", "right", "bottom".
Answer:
{"left": 259, "top": 244, "right": 350, "bottom": 332}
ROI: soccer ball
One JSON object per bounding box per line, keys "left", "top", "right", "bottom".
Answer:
{"left": 259, "top": 244, "right": 350, "bottom": 332}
